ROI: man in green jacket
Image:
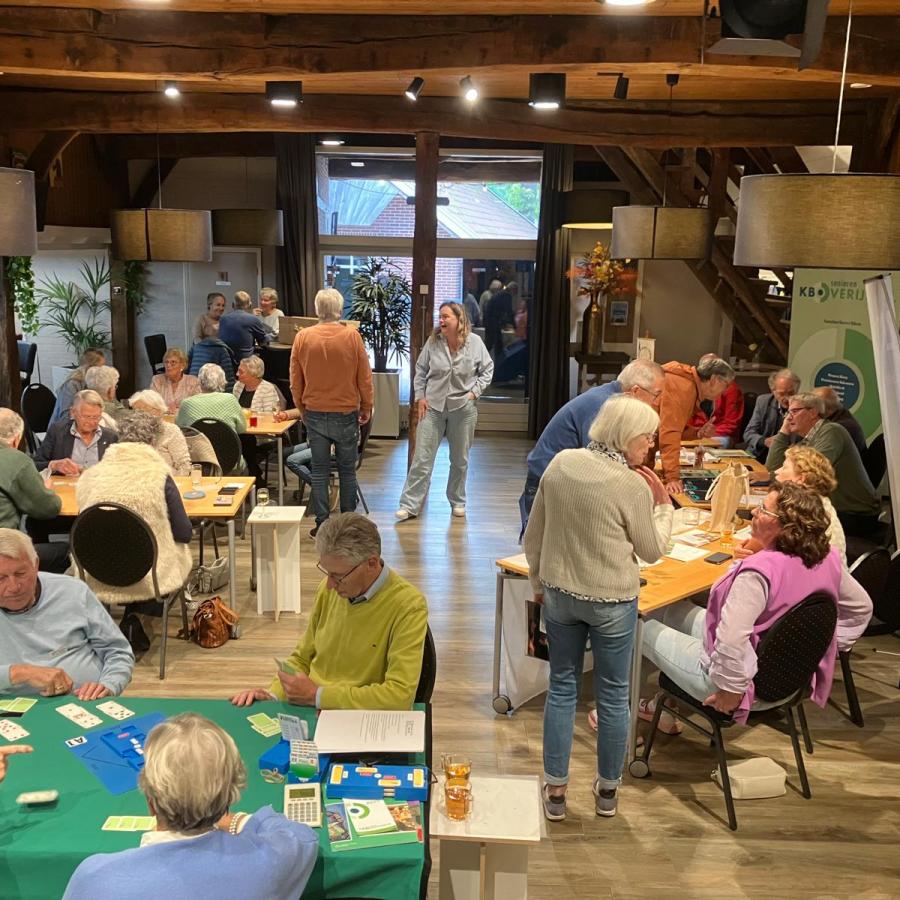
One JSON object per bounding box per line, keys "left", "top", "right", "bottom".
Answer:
{"left": 231, "top": 512, "right": 428, "bottom": 711}
{"left": 766, "top": 391, "right": 880, "bottom": 538}
{"left": 0, "top": 408, "right": 68, "bottom": 572}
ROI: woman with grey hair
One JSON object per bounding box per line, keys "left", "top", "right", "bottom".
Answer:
{"left": 175, "top": 364, "right": 247, "bottom": 435}
{"left": 129, "top": 390, "right": 192, "bottom": 476}
{"left": 187, "top": 315, "right": 236, "bottom": 390}
{"left": 150, "top": 347, "right": 200, "bottom": 414}
{"left": 524, "top": 394, "right": 673, "bottom": 822}
{"left": 62, "top": 713, "right": 318, "bottom": 900}
{"left": 233, "top": 355, "right": 285, "bottom": 413}
{"left": 84, "top": 365, "right": 127, "bottom": 430}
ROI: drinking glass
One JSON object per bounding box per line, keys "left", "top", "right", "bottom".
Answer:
{"left": 719, "top": 520, "right": 735, "bottom": 547}
{"left": 190, "top": 464, "right": 202, "bottom": 488}
{"left": 441, "top": 754, "right": 471, "bottom": 782}
{"left": 444, "top": 778, "right": 473, "bottom": 821}
{"left": 682, "top": 507, "right": 701, "bottom": 527}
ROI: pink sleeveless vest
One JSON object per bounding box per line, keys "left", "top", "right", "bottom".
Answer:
{"left": 705, "top": 548, "right": 842, "bottom": 723}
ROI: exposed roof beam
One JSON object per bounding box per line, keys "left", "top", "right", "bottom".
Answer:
{"left": 1, "top": 91, "right": 871, "bottom": 149}
{"left": 0, "top": 12, "right": 897, "bottom": 86}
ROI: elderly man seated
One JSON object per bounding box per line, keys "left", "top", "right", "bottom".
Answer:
{"left": 34, "top": 389, "right": 118, "bottom": 475}
{"left": 63, "top": 713, "right": 318, "bottom": 900}
{"left": 0, "top": 529, "right": 134, "bottom": 700}
{"left": 0, "top": 408, "right": 69, "bottom": 572}
{"left": 232, "top": 513, "right": 428, "bottom": 710}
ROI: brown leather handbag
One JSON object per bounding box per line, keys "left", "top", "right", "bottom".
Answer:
{"left": 190, "top": 597, "right": 240, "bottom": 649}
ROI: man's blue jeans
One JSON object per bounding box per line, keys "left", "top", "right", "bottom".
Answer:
{"left": 304, "top": 411, "right": 359, "bottom": 526}
{"left": 542, "top": 586, "right": 638, "bottom": 790}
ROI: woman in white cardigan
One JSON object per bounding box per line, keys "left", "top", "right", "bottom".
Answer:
{"left": 524, "top": 394, "right": 673, "bottom": 823}
{"left": 232, "top": 355, "right": 285, "bottom": 413}
{"left": 129, "top": 390, "right": 192, "bottom": 477}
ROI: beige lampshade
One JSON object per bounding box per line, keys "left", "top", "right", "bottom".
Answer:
{"left": 734, "top": 174, "right": 900, "bottom": 270}
{"left": 0, "top": 167, "right": 37, "bottom": 257}
{"left": 110, "top": 209, "right": 213, "bottom": 262}
{"left": 560, "top": 189, "right": 629, "bottom": 229}
{"left": 610, "top": 206, "right": 714, "bottom": 260}
{"left": 212, "top": 209, "right": 285, "bottom": 246}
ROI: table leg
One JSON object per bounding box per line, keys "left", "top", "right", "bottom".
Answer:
{"left": 273, "top": 532, "right": 281, "bottom": 624}
{"left": 227, "top": 519, "right": 236, "bottom": 609}
{"left": 249, "top": 487, "right": 257, "bottom": 593}
{"left": 479, "top": 843, "right": 487, "bottom": 900}
{"left": 491, "top": 574, "right": 511, "bottom": 715}
{"left": 277, "top": 437, "right": 284, "bottom": 506}
{"left": 627, "top": 615, "right": 644, "bottom": 763}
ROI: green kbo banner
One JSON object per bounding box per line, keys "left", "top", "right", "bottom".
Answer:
{"left": 789, "top": 269, "right": 899, "bottom": 441}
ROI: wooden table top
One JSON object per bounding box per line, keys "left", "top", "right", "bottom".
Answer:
{"left": 497, "top": 529, "right": 737, "bottom": 616}
{"left": 50, "top": 475, "right": 255, "bottom": 518}
{"left": 668, "top": 452, "right": 771, "bottom": 510}
{"left": 162, "top": 413, "right": 294, "bottom": 437}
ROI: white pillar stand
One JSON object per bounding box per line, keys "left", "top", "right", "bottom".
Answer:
{"left": 248, "top": 505, "right": 305, "bottom": 621}
{"left": 431, "top": 774, "right": 542, "bottom": 900}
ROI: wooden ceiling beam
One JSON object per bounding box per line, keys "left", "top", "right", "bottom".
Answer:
{"left": 109, "top": 133, "right": 277, "bottom": 159}
{"left": 0, "top": 11, "right": 897, "bottom": 86}
{"left": 1, "top": 91, "right": 871, "bottom": 149}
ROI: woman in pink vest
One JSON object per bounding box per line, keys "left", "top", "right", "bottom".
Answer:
{"left": 641, "top": 482, "right": 871, "bottom": 722}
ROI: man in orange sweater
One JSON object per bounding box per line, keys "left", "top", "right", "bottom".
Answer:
{"left": 289, "top": 289, "right": 373, "bottom": 536}
{"left": 657, "top": 356, "right": 735, "bottom": 495}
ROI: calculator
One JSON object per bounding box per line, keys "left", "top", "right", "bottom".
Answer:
{"left": 283, "top": 782, "right": 322, "bottom": 828}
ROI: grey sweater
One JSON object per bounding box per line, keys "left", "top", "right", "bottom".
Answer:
{"left": 0, "top": 573, "right": 135, "bottom": 695}
{"left": 524, "top": 447, "right": 674, "bottom": 599}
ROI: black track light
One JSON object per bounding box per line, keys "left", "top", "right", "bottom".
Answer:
{"left": 405, "top": 77, "right": 425, "bottom": 101}
{"left": 265, "top": 81, "right": 302, "bottom": 108}
{"left": 613, "top": 74, "right": 629, "bottom": 100}
{"left": 528, "top": 73, "right": 566, "bottom": 110}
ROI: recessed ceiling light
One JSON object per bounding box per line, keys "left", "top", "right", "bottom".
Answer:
{"left": 320, "top": 138, "right": 345, "bottom": 146}
{"left": 163, "top": 82, "right": 180, "bottom": 98}
{"left": 350, "top": 161, "right": 365, "bottom": 168}
{"left": 460, "top": 76, "right": 478, "bottom": 103}
{"left": 849, "top": 82, "right": 872, "bottom": 89}
{"left": 265, "top": 81, "right": 302, "bottom": 108}
{"left": 404, "top": 77, "right": 425, "bottom": 101}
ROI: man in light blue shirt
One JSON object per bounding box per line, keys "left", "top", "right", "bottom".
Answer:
{"left": 518, "top": 359, "right": 665, "bottom": 536}
{"left": 0, "top": 529, "right": 134, "bottom": 699}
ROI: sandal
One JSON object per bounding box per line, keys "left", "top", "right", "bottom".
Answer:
{"left": 638, "top": 697, "right": 683, "bottom": 735}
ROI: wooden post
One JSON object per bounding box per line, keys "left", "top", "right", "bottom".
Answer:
{"left": 109, "top": 259, "right": 137, "bottom": 397}
{"left": 1, "top": 262, "right": 23, "bottom": 412}
{"left": 407, "top": 131, "right": 439, "bottom": 467}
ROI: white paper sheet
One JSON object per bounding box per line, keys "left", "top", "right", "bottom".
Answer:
{"left": 665, "top": 544, "right": 710, "bottom": 563}
{"left": 313, "top": 710, "right": 425, "bottom": 754}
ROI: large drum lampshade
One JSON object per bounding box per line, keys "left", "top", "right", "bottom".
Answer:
{"left": 0, "top": 167, "right": 38, "bottom": 257}
{"left": 212, "top": 209, "right": 285, "bottom": 246}
{"left": 610, "top": 206, "right": 714, "bottom": 260}
{"left": 560, "top": 189, "right": 629, "bottom": 229}
{"left": 110, "top": 209, "right": 213, "bottom": 262}
{"left": 734, "top": 174, "right": 900, "bottom": 270}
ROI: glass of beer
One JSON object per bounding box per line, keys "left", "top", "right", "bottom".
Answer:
{"left": 441, "top": 754, "right": 471, "bottom": 782}
{"left": 444, "top": 778, "right": 473, "bottom": 821}
{"left": 719, "top": 519, "right": 735, "bottom": 547}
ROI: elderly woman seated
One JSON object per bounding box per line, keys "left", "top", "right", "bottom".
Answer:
{"left": 84, "top": 365, "right": 128, "bottom": 430}
{"left": 175, "top": 363, "right": 247, "bottom": 435}
{"left": 75, "top": 412, "right": 193, "bottom": 648}
{"left": 188, "top": 316, "right": 236, "bottom": 390}
{"left": 62, "top": 713, "right": 318, "bottom": 900}
{"left": 150, "top": 348, "right": 200, "bottom": 414}
{"left": 233, "top": 355, "right": 285, "bottom": 413}
{"left": 128, "top": 390, "right": 192, "bottom": 477}
{"left": 641, "top": 482, "right": 872, "bottom": 724}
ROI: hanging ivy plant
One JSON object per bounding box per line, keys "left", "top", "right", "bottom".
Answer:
{"left": 6, "top": 256, "right": 39, "bottom": 337}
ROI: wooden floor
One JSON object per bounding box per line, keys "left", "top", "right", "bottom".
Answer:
{"left": 129, "top": 434, "right": 900, "bottom": 899}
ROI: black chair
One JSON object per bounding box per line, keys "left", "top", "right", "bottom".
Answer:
{"left": 740, "top": 391, "right": 758, "bottom": 440}
{"left": 637, "top": 592, "right": 838, "bottom": 831}
{"left": 70, "top": 502, "right": 189, "bottom": 680}
{"left": 18, "top": 341, "right": 37, "bottom": 386}
{"left": 144, "top": 334, "right": 168, "bottom": 376}
{"left": 415, "top": 625, "right": 437, "bottom": 704}
{"left": 191, "top": 418, "right": 243, "bottom": 476}
{"left": 864, "top": 434, "right": 887, "bottom": 490}
{"left": 294, "top": 419, "right": 373, "bottom": 513}
{"left": 850, "top": 547, "right": 892, "bottom": 634}
{"left": 20, "top": 382, "right": 57, "bottom": 454}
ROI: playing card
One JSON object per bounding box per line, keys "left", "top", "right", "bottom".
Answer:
{"left": 247, "top": 713, "right": 277, "bottom": 729}
{"left": 0, "top": 720, "right": 29, "bottom": 741}
{"left": 65, "top": 736, "right": 88, "bottom": 748}
{"left": 0, "top": 698, "right": 37, "bottom": 714}
{"left": 97, "top": 701, "right": 135, "bottom": 721}
{"left": 56, "top": 703, "right": 103, "bottom": 729}
{"left": 278, "top": 714, "right": 308, "bottom": 742}
{"left": 274, "top": 657, "right": 297, "bottom": 675}
{"left": 253, "top": 723, "right": 282, "bottom": 737}
{"left": 102, "top": 815, "right": 157, "bottom": 832}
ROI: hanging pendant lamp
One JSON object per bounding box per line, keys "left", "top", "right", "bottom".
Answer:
{"left": 610, "top": 205, "right": 714, "bottom": 260}
{"left": 211, "top": 209, "right": 285, "bottom": 246}
{"left": 110, "top": 208, "right": 213, "bottom": 262}
{"left": 0, "top": 167, "right": 38, "bottom": 256}
{"left": 733, "top": 1, "right": 900, "bottom": 271}
{"left": 560, "top": 189, "right": 629, "bottom": 229}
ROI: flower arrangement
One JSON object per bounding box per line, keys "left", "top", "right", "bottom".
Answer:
{"left": 567, "top": 241, "right": 624, "bottom": 299}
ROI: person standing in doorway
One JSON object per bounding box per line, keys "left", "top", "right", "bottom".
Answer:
{"left": 396, "top": 302, "right": 493, "bottom": 522}
{"left": 289, "top": 289, "right": 373, "bottom": 538}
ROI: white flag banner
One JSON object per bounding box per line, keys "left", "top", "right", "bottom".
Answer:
{"left": 864, "top": 274, "right": 900, "bottom": 548}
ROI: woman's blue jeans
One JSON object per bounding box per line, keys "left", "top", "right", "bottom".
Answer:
{"left": 542, "top": 586, "right": 638, "bottom": 791}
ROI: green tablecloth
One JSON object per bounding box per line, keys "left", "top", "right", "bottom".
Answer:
{"left": 0, "top": 697, "right": 425, "bottom": 900}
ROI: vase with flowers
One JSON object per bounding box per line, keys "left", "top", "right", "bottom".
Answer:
{"left": 567, "top": 241, "right": 624, "bottom": 355}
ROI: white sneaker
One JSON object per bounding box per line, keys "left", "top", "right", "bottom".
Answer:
{"left": 452, "top": 506, "right": 466, "bottom": 518}
{"left": 395, "top": 508, "right": 413, "bottom": 521}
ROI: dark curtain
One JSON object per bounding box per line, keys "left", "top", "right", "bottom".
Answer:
{"left": 527, "top": 144, "right": 573, "bottom": 439}
{"left": 275, "top": 134, "right": 320, "bottom": 316}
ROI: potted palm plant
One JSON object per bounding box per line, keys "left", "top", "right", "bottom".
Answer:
{"left": 349, "top": 258, "right": 412, "bottom": 437}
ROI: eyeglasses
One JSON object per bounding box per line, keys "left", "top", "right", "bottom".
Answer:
{"left": 316, "top": 560, "right": 363, "bottom": 588}
{"left": 755, "top": 506, "right": 782, "bottom": 520}
{"left": 785, "top": 406, "right": 810, "bottom": 418}
{"left": 637, "top": 386, "right": 663, "bottom": 400}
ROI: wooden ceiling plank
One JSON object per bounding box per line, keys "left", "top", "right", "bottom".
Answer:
{"left": 0, "top": 12, "right": 897, "bottom": 85}
{"left": 1, "top": 91, "right": 872, "bottom": 149}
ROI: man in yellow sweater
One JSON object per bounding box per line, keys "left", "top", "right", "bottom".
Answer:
{"left": 231, "top": 513, "right": 428, "bottom": 710}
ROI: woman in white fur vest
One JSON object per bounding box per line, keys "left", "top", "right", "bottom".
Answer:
{"left": 75, "top": 413, "right": 193, "bottom": 605}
